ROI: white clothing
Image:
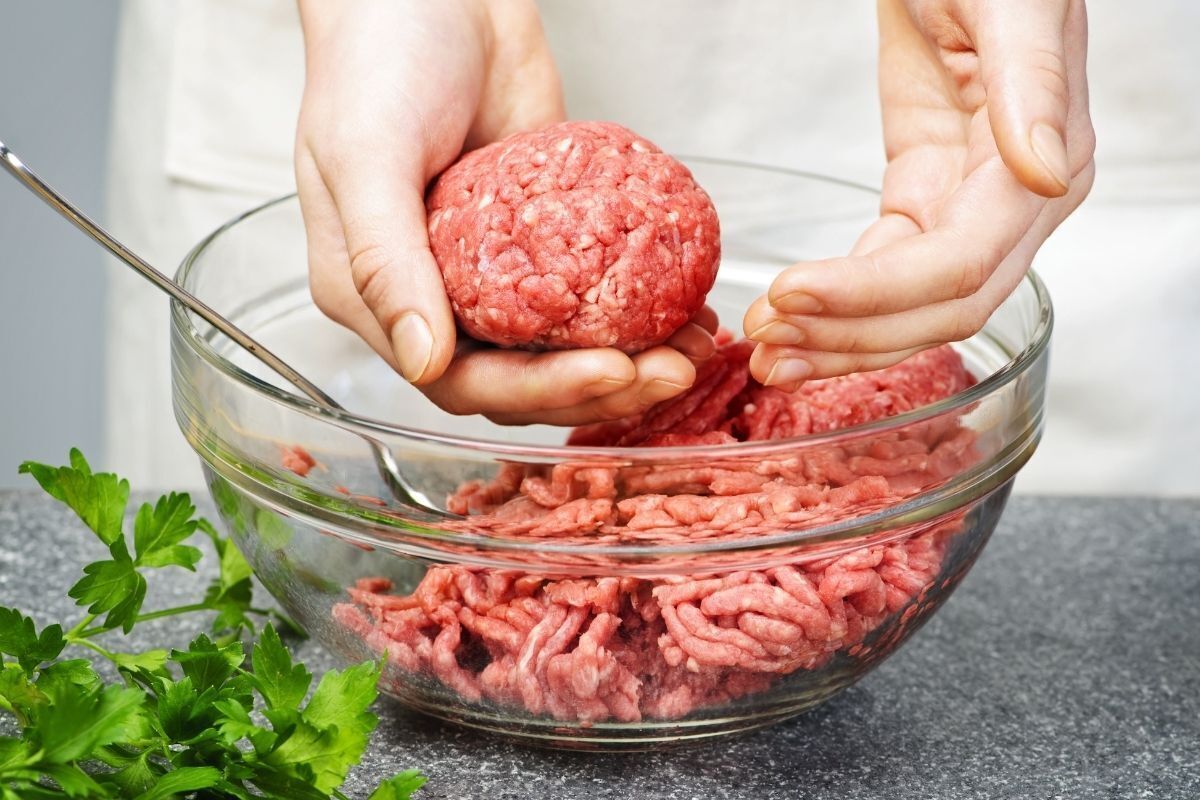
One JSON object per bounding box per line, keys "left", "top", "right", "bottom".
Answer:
{"left": 105, "top": 0, "right": 1200, "bottom": 494}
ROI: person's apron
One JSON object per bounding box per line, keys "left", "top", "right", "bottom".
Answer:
{"left": 106, "top": 0, "right": 1200, "bottom": 493}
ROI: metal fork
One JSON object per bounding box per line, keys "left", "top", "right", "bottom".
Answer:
{"left": 0, "top": 139, "right": 449, "bottom": 517}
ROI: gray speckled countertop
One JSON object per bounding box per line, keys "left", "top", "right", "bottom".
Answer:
{"left": 2, "top": 491, "right": 1198, "bottom": 799}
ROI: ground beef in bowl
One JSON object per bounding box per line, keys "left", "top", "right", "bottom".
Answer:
{"left": 332, "top": 340, "right": 979, "bottom": 722}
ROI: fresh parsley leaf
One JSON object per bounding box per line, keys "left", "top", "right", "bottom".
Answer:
{"left": 19, "top": 449, "right": 129, "bottom": 547}
{"left": 30, "top": 681, "right": 144, "bottom": 764}
{"left": 0, "top": 607, "right": 65, "bottom": 672}
{"left": 0, "top": 664, "right": 44, "bottom": 724}
{"left": 107, "top": 752, "right": 159, "bottom": 797}
{"left": 0, "top": 736, "right": 36, "bottom": 774}
{"left": 8, "top": 449, "right": 429, "bottom": 798}
{"left": 111, "top": 649, "right": 170, "bottom": 677}
{"left": 35, "top": 659, "right": 102, "bottom": 696}
{"left": 133, "top": 492, "right": 202, "bottom": 570}
{"left": 369, "top": 770, "right": 429, "bottom": 800}
{"left": 250, "top": 624, "right": 312, "bottom": 711}
{"left": 240, "top": 764, "right": 331, "bottom": 800}
{"left": 266, "top": 717, "right": 371, "bottom": 795}
{"left": 201, "top": 519, "right": 253, "bottom": 587}
{"left": 39, "top": 762, "right": 106, "bottom": 798}
{"left": 302, "top": 660, "right": 381, "bottom": 733}
{"left": 213, "top": 696, "right": 275, "bottom": 751}
{"left": 198, "top": 519, "right": 258, "bottom": 637}
{"left": 154, "top": 677, "right": 205, "bottom": 743}
{"left": 68, "top": 559, "right": 147, "bottom": 633}
{"left": 262, "top": 660, "right": 382, "bottom": 793}
{"left": 170, "top": 635, "right": 244, "bottom": 692}
{"left": 131, "top": 765, "right": 223, "bottom": 800}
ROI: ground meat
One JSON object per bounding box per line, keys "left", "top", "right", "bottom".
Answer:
{"left": 426, "top": 121, "right": 721, "bottom": 353}
{"left": 333, "top": 342, "right": 979, "bottom": 722}
{"left": 281, "top": 445, "right": 316, "bottom": 477}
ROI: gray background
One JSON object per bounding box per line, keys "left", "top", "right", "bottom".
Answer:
{"left": 0, "top": 1, "right": 119, "bottom": 485}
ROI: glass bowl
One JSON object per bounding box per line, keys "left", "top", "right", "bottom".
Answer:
{"left": 171, "top": 160, "right": 1051, "bottom": 751}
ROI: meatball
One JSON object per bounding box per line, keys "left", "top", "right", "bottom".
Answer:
{"left": 426, "top": 121, "right": 721, "bottom": 353}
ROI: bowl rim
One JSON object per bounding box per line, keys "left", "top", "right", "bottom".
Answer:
{"left": 171, "top": 158, "right": 1054, "bottom": 463}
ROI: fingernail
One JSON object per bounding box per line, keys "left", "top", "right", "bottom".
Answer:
{"left": 1030, "top": 122, "right": 1070, "bottom": 191}
{"left": 394, "top": 312, "right": 433, "bottom": 383}
{"left": 748, "top": 320, "right": 805, "bottom": 345}
{"left": 764, "top": 357, "right": 812, "bottom": 387}
{"left": 583, "top": 376, "right": 631, "bottom": 399}
{"left": 772, "top": 291, "right": 823, "bottom": 315}
{"left": 639, "top": 379, "right": 688, "bottom": 404}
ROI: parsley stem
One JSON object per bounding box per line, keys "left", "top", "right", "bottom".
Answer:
{"left": 75, "top": 603, "right": 213, "bottom": 637}
{"left": 69, "top": 636, "right": 119, "bottom": 662}
{"left": 130, "top": 602, "right": 211, "bottom": 623}
{"left": 65, "top": 612, "right": 99, "bottom": 639}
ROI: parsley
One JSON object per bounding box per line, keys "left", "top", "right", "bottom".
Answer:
{"left": 1, "top": 450, "right": 425, "bottom": 799}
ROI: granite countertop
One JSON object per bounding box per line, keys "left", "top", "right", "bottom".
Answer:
{"left": 1, "top": 491, "right": 1198, "bottom": 799}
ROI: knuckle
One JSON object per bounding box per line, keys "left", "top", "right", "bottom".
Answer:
{"left": 954, "top": 254, "right": 991, "bottom": 300}
{"left": 949, "top": 302, "right": 990, "bottom": 341}
{"left": 349, "top": 243, "right": 398, "bottom": 309}
{"left": 848, "top": 255, "right": 886, "bottom": 314}
{"left": 835, "top": 324, "right": 864, "bottom": 355}
{"left": 1029, "top": 54, "right": 1070, "bottom": 107}
{"left": 950, "top": 232, "right": 1001, "bottom": 300}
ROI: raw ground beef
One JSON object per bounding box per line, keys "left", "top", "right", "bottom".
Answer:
{"left": 280, "top": 445, "right": 316, "bottom": 477}
{"left": 426, "top": 121, "right": 721, "bottom": 353}
{"left": 333, "top": 340, "right": 980, "bottom": 722}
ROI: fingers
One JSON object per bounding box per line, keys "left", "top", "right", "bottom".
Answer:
{"left": 484, "top": 346, "right": 698, "bottom": 427}
{"left": 420, "top": 308, "right": 710, "bottom": 424}
{"left": 297, "top": 148, "right": 401, "bottom": 370}
{"left": 749, "top": 343, "right": 929, "bottom": 389}
{"left": 666, "top": 322, "right": 717, "bottom": 364}
{"left": 747, "top": 156, "right": 1094, "bottom": 366}
{"left": 468, "top": 0, "right": 566, "bottom": 147}
{"left": 691, "top": 305, "right": 720, "bottom": 335}
{"left": 971, "top": 0, "right": 1073, "bottom": 197}
{"left": 313, "top": 134, "right": 459, "bottom": 387}
{"left": 421, "top": 346, "right": 638, "bottom": 417}
{"left": 1061, "top": 0, "right": 1097, "bottom": 174}
{"left": 766, "top": 156, "right": 1044, "bottom": 320}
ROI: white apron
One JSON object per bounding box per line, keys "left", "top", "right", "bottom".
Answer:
{"left": 105, "top": 0, "right": 1200, "bottom": 494}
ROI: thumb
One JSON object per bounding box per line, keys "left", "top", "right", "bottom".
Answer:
{"left": 324, "top": 152, "right": 457, "bottom": 386}
{"left": 974, "top": 0, "right": 1072, "bottom": 198}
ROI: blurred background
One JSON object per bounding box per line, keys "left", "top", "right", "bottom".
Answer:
{"left": 1, "top": 0, "right": 1197, "bottom": 493}
{"left": 1, "top": 2, "right": 117, "bottom": 478}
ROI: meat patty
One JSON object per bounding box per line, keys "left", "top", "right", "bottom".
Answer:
{"left": 426, "top": 121, "right": 721, "bottom": 353}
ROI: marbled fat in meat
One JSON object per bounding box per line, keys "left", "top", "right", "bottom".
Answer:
{"left": 426, "top": 121, "right": 721, "bottom": 353}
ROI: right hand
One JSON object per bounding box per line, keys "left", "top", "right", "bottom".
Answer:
{"left": 295, "top": 0, "right": 710, "bottom": 425}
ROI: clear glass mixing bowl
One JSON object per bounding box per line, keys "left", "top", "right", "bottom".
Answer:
{"left": 171, "top": 160, "right": 1051, "bottom": 750}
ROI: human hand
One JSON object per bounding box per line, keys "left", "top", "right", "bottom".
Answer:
{"left": 295, "top": 0, "right": 710, "bottom": 423}
{"left": 745, "top": 0, "right": 1095, "bottom": 388}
